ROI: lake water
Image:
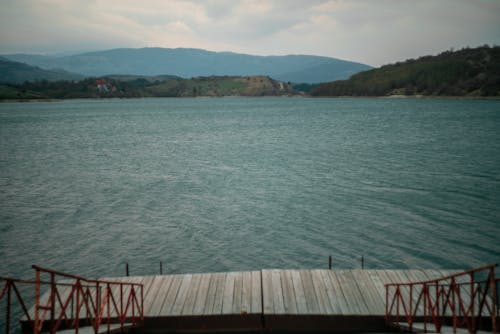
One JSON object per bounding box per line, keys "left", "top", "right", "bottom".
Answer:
{"left": 1, "top": 97, "right": 499, "bottom": 280}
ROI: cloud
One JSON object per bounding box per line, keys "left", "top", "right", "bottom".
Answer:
{"left": 0, "top": 0, "right": 498, "bottom": 66}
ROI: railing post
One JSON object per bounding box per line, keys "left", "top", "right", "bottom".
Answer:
{"left": 50, "top": 272, "right": 55, "bottom": 332}
{"left": 423, "top": 283, "right": 427, "bottom": 333}
{"left": 470, "top": 272, "right": 475, "bottom": 332}
{"left": 328, "top": 256, "right": 332, "bottom": 270}
{"left": 396, "top": 286, "right": 400, "bottom": 324}
{"left": 160, "top": 261, "right": 163, "bottom": 275}
{"left": 95, "top": 282, "right": 100, "bottom": 334}
{"left": 385, "top": 285, "right": 388, "bottom": 322}
{"left": 490, "top": 267, "right": 497, "bottom": 334}
{"left": 120, "top": 284, "right": 124, "bottom": 323}
{"left": 141, "top": 284, "right": 144, "bottom": 321}
{"left": 107, "top": 284, "right": 111, "bottom": 334}
{"left": 34, "top": 269, "right": 40, "bottom": 334}
{"left": 452, "top": 278, "right": 457, "bottom": 332}
{"left": 6, "top": 281, "right": 11, "bottom": 334}
{"left": 75, "top": 280, "right": 80, "bottom": 334}
{"left": 361, "top": 256, "right": 364, "bottom": 270}
{"left": 132, "top": 287, "right": 136, "bottom": 324}
{"left": 126, "top": 263, "right": 129, "bottom": 277}
{"left": 409, "top": 284, "right": 413, "bottom": 332}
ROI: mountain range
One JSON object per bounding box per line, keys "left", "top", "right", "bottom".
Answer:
{"left": 1, "top": 48, "right": 372, "bottom": 84}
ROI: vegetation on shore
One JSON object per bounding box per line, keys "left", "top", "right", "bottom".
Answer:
{"left": 311, "top": 46, "right": 500, "bottom": 97}
{"left": 0, "top": 75, "right": 295, "bottom": 100}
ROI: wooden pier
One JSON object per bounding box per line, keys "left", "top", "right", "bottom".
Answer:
{"left": 21, "top": 268, "right": 470, "bottom": 333}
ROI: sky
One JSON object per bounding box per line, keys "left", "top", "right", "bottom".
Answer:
{"left": 0, "top": 0, "right": 499, "bottom": 67}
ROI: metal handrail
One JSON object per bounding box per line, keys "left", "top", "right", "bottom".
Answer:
{"left": 385, "top": 264, "right": 497, "bottom": 333}
{"left": 385, "top": 264, "right": 498, "bottom": 287}
{"left": 1, "top": 266, "right": 144, "bottom": 334}
{"left": 32, "top": 265, "right": 144, "bottom": 334}
{"left": 1, "top": 276, "right": 34, "bottom": 334}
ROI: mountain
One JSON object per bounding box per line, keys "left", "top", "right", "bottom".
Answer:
{"left": 311, "top": 46, "right": 500, "bottom": 97}
{"left": 0, "top": 57, "right": 82, "bottom": 84}
{"left": 2, "top": 48, "right": 372, "bottom": 84}
{"left": 0, "top": 75, "right": 295, "bottom": 100}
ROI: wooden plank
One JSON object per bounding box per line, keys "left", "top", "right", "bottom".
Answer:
{"left": 281, "top": 270, "right": 298, "bottom": 314}
{"left": 353, "top": 270, "right": 385, "bottom": 315}
{"left": 146, "top": 276, "right": 172, "bottom": 316}
{"left": 299, "top": 270, "right": 320, "bottom": 314}
{"left": 367, "top": 270, "right": 390, "bottom": 305}
{"left": 271, "top": 270, "right": 285, "bottom": 314}
{"left": 222, "top": 272, "right": 236, "bottom": 314}
{"left": 240, "top": 271, "right": 252, "bottom": 314}
{"left": 349, "top": 270, "right": 377, "bottom": 314}
{"left": 290, "top": 270, "right": 308, "bottom": 314}
{"left": 232, "top": 272, "right": 243, "bottom": 314}
{"left": 383, "top": 270, "right": 404, "bottom": 285}
{"left": 261, "top": 269, "right": 274, "bottom": 314}
{"left": 343, "top": 270, "right": 371, "bottom": 315}
{"left": 158, "top": 275, "right": 182, "bottom": 316}
{"left": 211, "top": 272, "right": 226, "bottom": 314}
{"left": 336, "top": 270, "right": 366, "bottom": 315}
{"left": 192, "top": 273, "right": 211, "bottom": 315}
{"left": 319, "top": 270, "right": 343, "bottom": 315}
{"left": 181, "top": 273, "right": 202, "bottom": 315}
{"left": 202, "top": 273, "right": 218, "bottom": 315}
{"left": 325, "top": 271, "right": 349, "bottom": 315}
{"left": 143, "top": 276, "right": 165, "bottom": 315}
{"left": 170, "top": 274, "right": 192, "bottom": 315}
{"left": 310, "top": 270, "right": 334, "bottom": 314}
{"left": 141, "top": 276, "right": 157, "bottom": 300}
{"left": 420, "top": 269, "right": 442, "bottom": 281}
{"left": 334, "top": 270, "right": 360, "bottom": 315}
{"left": 250, "top": 271, "right": 261, "bottom": 314}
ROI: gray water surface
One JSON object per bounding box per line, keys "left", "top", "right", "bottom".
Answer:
{"left": 1, "top": 97, "right": 499, "bottom": 279}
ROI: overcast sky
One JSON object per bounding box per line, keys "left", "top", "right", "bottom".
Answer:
{"left": 1, "top": 0, "right": 499, "bottom": 66}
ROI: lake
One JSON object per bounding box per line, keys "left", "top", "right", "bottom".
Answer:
{"left": 0, "top": 97, "right": 499, "bottom": 280}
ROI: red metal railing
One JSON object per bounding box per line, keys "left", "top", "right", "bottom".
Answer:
{"left": 1, "top": 266, "right": 144, "bottom": 334}
{"left": 385, "top": 264, "right": 498, "bottom": 333}
{"left": 32, "top": 265, "right": 144, "bottom": 334}
{"left": 0, "top": 276, "right": 35, "bottom": 334}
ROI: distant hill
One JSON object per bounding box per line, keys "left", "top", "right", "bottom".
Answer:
{"left": 0, "top": 57, "right": 82, "bottom": 84}
{"left": 0, "top": 75, "right": 295, "bottom": 100}
{"left": 2, "top": 48, "right": 372, "bottom": 84}
{"left": 311, "top": 46, "right": 500, "bottom": 97}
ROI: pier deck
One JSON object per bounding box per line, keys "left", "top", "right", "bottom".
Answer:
{"left": 24, "top": 269, "right": 464, "bottom": 332}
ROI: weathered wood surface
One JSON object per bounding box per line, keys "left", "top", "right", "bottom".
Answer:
{"left": 28, "top": 269, "right": 474, "bottom": 322}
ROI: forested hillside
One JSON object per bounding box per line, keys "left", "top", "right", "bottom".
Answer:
{"left": 0, "top": 57, "right": 82, "bottom": 84}
{"left": 312, "top": 46, "right": 500, "bottom": 97}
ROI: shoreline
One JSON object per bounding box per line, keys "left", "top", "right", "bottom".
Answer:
{"left": 1, "top": 95, "right": 500, "bottom": 103}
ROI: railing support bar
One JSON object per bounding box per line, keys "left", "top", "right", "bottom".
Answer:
{"left": 6, "top": 281, "right": 11, "bottom": 334}
{"left": 50, "top": 272, "right": 55, "bottom": 333}
{"left": 34, "top": 269, "right": 40, "bottom": 334}
{"left": 490, "top": 268, "right": 497, "bottom": 333}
